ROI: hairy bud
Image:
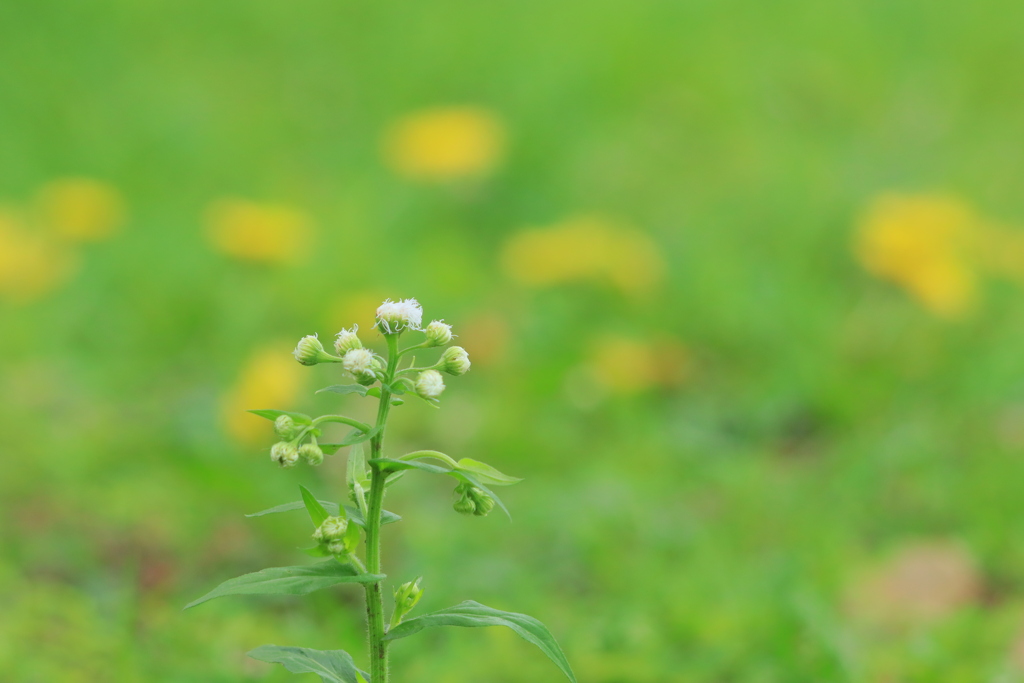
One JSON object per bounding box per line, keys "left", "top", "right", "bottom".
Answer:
{"left": 415, "top": 369, "right": 446, "bottom": 399}
{"left": 314, "top": 516, "right": 349, "bottom": 543}
{"left": 439, "top": 346, "right": 471, "bottom": 376}
{"left": 299, "top": 442, "right": 324, "bottom": 466}
{"left": 270, "top": 441, "right": 299, "bottom": 468}
{"left": 293, "top": 334, "right": 332, "bottom": 366}
{"left": 334, "top": 326, "right": 363, "bottom": 356}
{"left": 274, "top": 414, "right": 300, "bottom": 440}
{"left": 423, "top": 320, "right": 453, "bottom": 347}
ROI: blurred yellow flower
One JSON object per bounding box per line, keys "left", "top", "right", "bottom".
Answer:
{"left": 0, "top": 211, "right": 80, "bottom": 303}
{"left": 205, "top": 199, "right": 312, "bottom": 264}
{"left": 855, "top": 193, "right": 979, "bottom": 318}
{"left": 221, "top": 346, "right": 305, "bottom": 444}
{"left": 382, "top": 106, "right": 506, "bottom": 181}
{"left": 325, "top": 290, "right": 391, "bottom": 335}
{"left": 501, "top": 215, "right": 666, "bottom": 295}
{"left": 35, "top": 177, "right": 126, "bottom": 243}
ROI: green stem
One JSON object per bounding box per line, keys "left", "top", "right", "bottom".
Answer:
{"left": 398, "top": 450, "right": 459, "bottom": 469}
{"left": 312, "top": 415, "right": 374, "bottom": 432}
{"left": 364, "top": 333, "right": 399, "bottom": 683}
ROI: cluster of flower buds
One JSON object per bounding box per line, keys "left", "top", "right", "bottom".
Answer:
{"left": 452, "top": 483, "right": 495, "bottom": 517}
{"left": 269, "top": 415, "right": 323, "bottom": 468}
{"left": 391, "top": 578, "right": 424, "bottom": 626}
{"left": 313, "top": 515, "right": 351, "bottom": 556}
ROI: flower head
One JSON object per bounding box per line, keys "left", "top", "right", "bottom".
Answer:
{"left": 343, "top": 348, "right": 377, "bottom": 382}
{"left": 334, "top": 326, "right": 363, "bottom": 356}
{"left": 299, "top": 442, "right": 324, "bottom": 466}
{"left": 314, "top": 516, "right": 349, "bottom": 543}
{"left": 293, "top": 334, "right": 329, "bottom": 366}
{"left": 376, "top": 298, "right": 423, "bottom": 334}
{"left": 424, "top": 320, "right": 453, "bottom": 347}
{"left": 415, "top": 369, "right": 446, "bottom": 399}
{"left": 439, "top": 346, "right": 471, "bottom": 376}
{"left": 270, "top": 441, "right": 299, "bottom": 468}
{"left": 274, "top": 414, "right": 300, "bottom": 440}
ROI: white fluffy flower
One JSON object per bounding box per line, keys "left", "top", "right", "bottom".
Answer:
{"left": 415, "top": 369, "right": 446, "bottom": 399}
{"left": 334, "top": 325, "right": 362, "bottom": 355}
{"left": 343, "top": 348, "right": 375, "bottom": 377}
{"left": 376, "top": 298, "right": 424, "bottom": 334}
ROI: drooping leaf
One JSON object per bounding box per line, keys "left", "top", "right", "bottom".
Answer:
{"left": 384, "top": 601, "right": 576, "bottom": 682}
{"left": 248, "top": 409, "right": 312, "bottom": 424}
{"left": 300, "top": 485, "right": 333, "bottom": 527}
{"left": 248, "top": 645, "right": 369, "bottom": 683}
{"left": 455, "top": 458, "right": 523, "bottom": 486}
{"left": 184, "top": 560, "right": 383, "bottom": 609}
{"left": 246, "top": 501, "right": 401, "bottom": 527}
{"left": 316, "top": 384, "right": 369, "bottom": 397}
{"left": 369, "top": 457, "right": 450, "bottom": 476}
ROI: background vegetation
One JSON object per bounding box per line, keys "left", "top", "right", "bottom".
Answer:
{"left": 3, "top": 1, "right": 1024, "bottom": 680}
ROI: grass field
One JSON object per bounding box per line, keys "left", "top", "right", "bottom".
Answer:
{"left": 4, "top": 1, "right": 1024, "bottom": 681}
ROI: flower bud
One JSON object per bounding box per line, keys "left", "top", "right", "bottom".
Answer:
{"left": 326, "top": 540, "right": 347, "bottom": 556}
{"left": 274, "top": 414, "right": 301, "bottom": 440}
{"left": 376, "top": 298, "right": 424, "bottom": 335}
{"left": 439, "top": 346, "right": 471, "bottom": 376}
{"left": 313, "top": 516, "right": 348, "bottom": 543}
{"left": 468, "top": 487, "right": 495, "bottom": 517}
{"left": 299, "top": 442, "right": 324, "bottom": 466}
{"left": 415, "top": 369, "right": 446, "bottom": 399}
{"left": 453, "top": 492, "right": 476, "bottom": 515}
{"left": 424, "top": 320, "right": 453, "bottom": 347}
{"left": 334, "top": 326, "right": 363, "bottom": 356}
{"left": 343, "top": 348, "right": 376, "bottom": 384}
{"left": 293, "top": 334, "right": 332, "bottom": 366}
{"left": 393, "top": 578, "right": 424, "bottom": 623}
{"left": 270, "top": 441, "right": 299, "bottom": 468}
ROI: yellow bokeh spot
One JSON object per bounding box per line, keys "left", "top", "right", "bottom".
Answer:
{"left": 205, "top": 199, "right": 312, "bottom": 264}
{"left": 855, "top": 193, "right": 979, "bottom": 318}
{"left": 383, "top": 106, "right": 506, "bottom": 181}
{"left": 501, "top": 215, "right": 666, "bottom": 295}
{"left": 221, "top": 347, "right": 305, "bottom": 444}
{"left": 35, "top": 177, "right": 126, "bottom": 243}
{"left": 0, "top": 211, "right": 80, "bottom": 303}
{"left": 325, "top": 290, "right": 391, "bottom": 337}
{"left": 585, "top": 334, "right": 690, "bottom": 395}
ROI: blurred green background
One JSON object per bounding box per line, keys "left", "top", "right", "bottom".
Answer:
{"left": 5, "top": 1, "right": 1024, "bottom": 681}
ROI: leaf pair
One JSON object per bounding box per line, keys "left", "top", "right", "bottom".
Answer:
{"left": 370, "top": 455, "right": 521, "bottom": 519}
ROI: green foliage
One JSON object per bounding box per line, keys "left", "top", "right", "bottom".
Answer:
{"left": 247, "top": 645, "right": 369, "bottom": 683}
{"left": 385, "top": 601, "right": 576, "bottom": 683}
{"left": 184, "top": 560, "right": 383, "bottom": 609}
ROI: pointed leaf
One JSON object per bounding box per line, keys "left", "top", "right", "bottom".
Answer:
{"left": 184, "top": 560, "right": 384, "bottom": 609}
{"left": 456, "top": 458, "right": 523, "bottom": 486}
{"left": 300, "top": 485, "right": 333, "bottom": 527}
{"left": 347, "top": 444, "right": 368, "bottom": 487}
{"left": 384, "top": 601, "right": 576, "bottom": 682}
{"left": 246, "top": 500, "right": 401, "bottom": 527}
{"left": 248, "top": 409, "right": 312, "bottom": 424}
{"left": 370, "top": 458, "right": 450, "bottom": 476}
{"left": 316, "top": 384, "right": 369, "bottom": 397}
{"left": 248, "top": 645, "right": 369, "bottom": 683}
{"left": 299, "top": 545, "right": 332, "bottom": 557}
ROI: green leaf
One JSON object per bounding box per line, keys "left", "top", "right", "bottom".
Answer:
{"left": 343, "top": 518, "right": 361, "bottom": 551}
{"left": 300, "top": 486, "right": 333, "bottom": 527}
{"left": 184, "top": 560, "right": 383, "bottom": 609}
{"left": 347, "top": 443, "right": 368, "bottom": 486}
{"left": 316, "top": 384, "right": 369, "bottom": 397}
{"left": 299, "top": 545, "right": 332, "bottom": 558}
{"left": 384, "top": 601, "right": 576, "bottom": 682}
{"left": 248, "top": 409, "right": 312, "bottom": 424}
{"left": 248, "top": 645, "right": 369, "bottom": 683}
{"left": 246, "top": 501, "right": 401, "bottom": 527}
{"left": 456, "top": 458, "right": 523, "bottom": 486}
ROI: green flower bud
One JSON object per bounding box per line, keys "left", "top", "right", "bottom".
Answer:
{"left": 326, "top": 540, "right": 347, "bottom": 556}
{"left": 313, "top": 516, "right": 348, "bottom": 543}
{"left": 293, "top": 334, "right": 332, "bottom": 366}
{"left": 270, "top": 441, "right": 299, "bottom": 468}
{"left": 468, "top": 487, "right": 495, "bottom": 517}
{"left": 439, "top": 346, "right": 471, "bottom": 376}
{"left": 299, "top": 442, "right": 324, "bottom": 466}
{"left": 453, "top": 493, "right": 476, "bottom": 515}
{"left": 415, "top": 369, "right": 446, "bottom": 399}
{"left": 334, "top": 326, "right": 363, "bottom": 356}
{"left": 423, "top": 320, "right": 453, "bottom": 347}
{"left": 274, "top": 414, "right": 301, "bottom": 440}
{"left": 392, "top": 578, "right": 424, "bottom": 625}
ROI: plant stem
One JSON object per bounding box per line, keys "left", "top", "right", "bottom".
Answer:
{"left": 364, "top": 333, "right": 399, "bottom": 683}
